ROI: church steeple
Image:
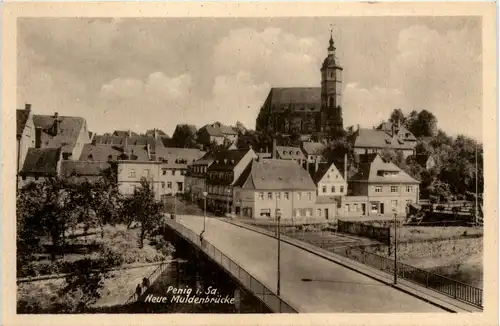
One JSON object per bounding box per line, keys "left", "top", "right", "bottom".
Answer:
{"left": 328, "top": 30, "right": 335, "bottom": 55}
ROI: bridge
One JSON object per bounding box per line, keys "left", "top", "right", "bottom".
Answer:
{"left": 163, "top": 215, "right": 481, "bottom": 313}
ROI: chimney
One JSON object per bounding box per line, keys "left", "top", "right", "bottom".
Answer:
{"left": 25, "top": 103, "right": 31, "bottom": 112}
{"left": 271, "top": 138, "right": 277, "bottom": 159}
{"left": 35, "top": 127, "right": 42, "bottom": 148}
{"left": 53, "top": 112, "right": 60, "bottom": 136}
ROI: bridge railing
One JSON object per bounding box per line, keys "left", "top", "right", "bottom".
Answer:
{"left": 333, "top": 246, "right": 483, "bottom": 308}
{"left": 165, "top": 220, "right": 298, "bottom": 313}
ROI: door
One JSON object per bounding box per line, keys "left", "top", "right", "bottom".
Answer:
{"left": 380, "top": 203, "right": 385, "bottom": 215}
{"left": 361, "top": 203, "right": 366, "bottom": 215}
{"left": 325, "top": 208, "right": 329, "bottom": 219}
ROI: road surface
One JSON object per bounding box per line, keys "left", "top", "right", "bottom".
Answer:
{"left": 175, "top": 215, "right": 444, "bottom": 313}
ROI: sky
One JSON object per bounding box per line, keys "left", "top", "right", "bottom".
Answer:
{"left": 17, "top": 17, "right": 482, "bottom": 140}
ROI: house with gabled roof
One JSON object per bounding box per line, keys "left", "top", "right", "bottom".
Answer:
{"left": 17, "top": 104, "right": 36, "bottom": 179}
{"left": 33, "top": 111, "right": 91, "bottom": 160}
{"left": 185, "top": 151, "right": 217, "bottom": 204}
{"left": 233, "top": 158, "right": 317, "bottom": 219}
{"left": 19, "top": 147, "right": 63, "bottom": 186}
{"left": 301, "top": 141, "right": 326, "bottom": 163}
{"left": 205, "top": 148, "right": 257, "bottom": 214}
{"left": 274, "top": 145, "right": 306, "bottom": 165}
{"left": 342, "top": 153, "right": 420, "bottom": 217}
{"left": 197, "top": 122, "right": 238, "bottom": 148}
{"left": 351, "top": 121, "right": 417, "bottom": 159}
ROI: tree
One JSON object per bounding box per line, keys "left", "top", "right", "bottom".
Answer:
{"left": 235, "top": 121, "right": 248, "bottom": 136}
{"left": 389, "top": 108, "right": 406, "bottom": 124}
{"left": 407, "top": 110, "right": 438, "bottom": 138}
{"left": 172, "top": 124, "right": 197, "bottom": 148}
{"left": 122, "top": 178, "right": 163, "bottom": 248}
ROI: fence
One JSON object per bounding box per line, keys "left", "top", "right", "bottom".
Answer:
{"left": 337, "top": 220, "right": 391, "bottom": 245}
{"left": 164, "top": 220, "right": 298, "bottom": 313}
{"left": 125, "top": 261, "right": 170, "bottom": 305}
{"left": 332, "top": 246, "right": 483, "bottom": 308}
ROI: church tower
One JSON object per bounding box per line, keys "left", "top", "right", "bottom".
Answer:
{"left": 321, "top": 31, "right": 344, "bottom": 138}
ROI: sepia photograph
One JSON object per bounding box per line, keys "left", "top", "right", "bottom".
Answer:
{"left": 2, "top": 2, "right": 498, "bottom": 326}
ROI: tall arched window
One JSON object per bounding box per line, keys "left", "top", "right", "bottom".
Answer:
{"left": 328, "top": 96, "right": 334, "bottom": 108}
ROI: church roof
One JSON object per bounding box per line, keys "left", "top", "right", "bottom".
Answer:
{"left": 266, "top": 87, "right": 322, "bottom": 112}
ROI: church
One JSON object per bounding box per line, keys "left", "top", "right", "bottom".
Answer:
{"left": 256, "top": 33, "right": 344, "bottom": 139}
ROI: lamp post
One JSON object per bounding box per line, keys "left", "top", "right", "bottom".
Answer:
{"left": 393, "top": 208, "right": 398, "bottom": 284}
{"left": 277, "top": 209, "right": 281, "bottom": 297}
{"left": 226, "top": 188, "right": 231, "bottom": 216}
{"left": 174, "top": 193, "right": 177, "bottom": 222}
{"left": 203, "top": 191, "right": 208, "bottom": 233}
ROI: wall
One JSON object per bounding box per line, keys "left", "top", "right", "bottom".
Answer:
{"left": 72, "top": 119, "right": 91, "bottom": 160}
{"left": 235, "top": 189, "right": 317, "bottom": 220}
{"left": 159, "top": 166, "right": 187, "bottom": 195}
{"left": 18, "top": 111, "right": 35, "bottom": 172}
{"left": 117, "top": 161, "right": 161, "bottom": 200}
{"left": 316, "top": 164, "right": 347, "bottom": 197}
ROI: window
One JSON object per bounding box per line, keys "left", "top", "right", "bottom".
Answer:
{"left": 406, "top": 185, "right": 412, "bottom": 192}
{"left": 276, "top": 192, "right": 281, "bottom": 200}
{"left": 267, "top": 192, "right": 273, "bottom": 200}
{"left": 162, "top": 170, "right": 166, "bottom": 175}
{"left": 391, "top": 200, "right": 398, "bottom": 208}
{"left": 406, "top": 199, "right": 413, "bottom": 205}
{"left": 374, "top": 186, "right": 382, "bottom": 193}
{"left": 307, "top": 192, "right": 312, "bottom": 200}
{"left": 305, "top": 208, "right": 312, "bottom": 217}
{"left": 345, "top": 204, "right": 350, "bottom": 212}
{"left": 275, "top": 209, "right": 281, "bottom": 218}
{"left": 177, "top": 182, "right": 183, "bottom": 192}
{"left": 259, "top": 192, "right": 264, "bottom": 200}
{"left": 161, "top": 182, "right": 165, "bottom": 189}
{"left": 340, "top": 186, "right": 344, "bottom": 193}
{"left": 391, "top": 186, "right": 398, "bottom": 193}
{"left": 172, "top": 170, "right": 175, "bottom": 176}
{"left": 322, "top": 186, "right": 327, "bottom": 193}
{"left": 317, "top": 209, "right": 322, "bottom": 216}
{"left": 294, "top": 209, "right": 301, "bottom": 217}
{"left": 129, "top": 169, "right": 136, "bottom": 178}
{"left": 144, "top": 169, "right": 150, "bottom": 178}
{"left": 25, "top": 126, "right": 32, "bottom": 137}
{"left": 297, "top": 192, "right": 302, "bottom": 200}
{"left": 353, "top": 204, "right": 358, "bottom": 212}
{"left": 167, "top": 182, "right": 172, "bottom": 189}
{"left": 284, "top": 192, "right": 289, "bottom": 200}
{"left": 331, "top": 186, "right": 336, "bottom": 193}
{"left": 181, "top": 170, "right": 186, "bottom": 176}
{"left": 260, "top": 209, "right": 271, "bottom": 217}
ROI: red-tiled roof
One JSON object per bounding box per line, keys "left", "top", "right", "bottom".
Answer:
{"left": 33, "top": 114, "right": 86, "bottom": 154}
{"left": 234, "top": 159, "right": 316, "bottom": 190}
{"left": 353, "top": 128, "right": 417, "bottom": 150}
{"left": 266, "top": 87, "right": 321, "bottom": 113}
{"left": 20, "top": 147, "right": 61, "bottom": 175}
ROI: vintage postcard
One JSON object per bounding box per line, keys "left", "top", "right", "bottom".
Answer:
{"left": 1, "top": 2, "right": 498, "bottom": 326}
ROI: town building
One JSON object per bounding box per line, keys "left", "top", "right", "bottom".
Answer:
{"left": 61, "top": 161, "right": 112, "bottom": 183}
{"left": 301, "top": 141, "right": 326, "bottom": 163}
{"left": 116, "top": 160, "right": 162, "bottom": 199}
{"left": 256, "top": 33, "right": 344, "bottom": 139}
{"left": 274, "top": 145, "right": 306, "bottom": 165}
{"left": 155, "top": 147, "right": 206, "bottom": 197}
{"left": 16, "top": 104, "right": 35, "bottom": 176}
{"left": 185, "top": 152, "right": 216, "bottom": 204}
{"left": 233, "top": 158, "right": 318, "bottom": 219}
{"left": 197, "top": 122, "right": 238, "bottom": 147}
{"left": 342, "top": 154, "right": 420, "bottom": 217}
{"left": 19, "top": 147, "right": 63, "bottom": 187}
{"left": 205, "top": 148, "right": 258, "bottom": 214}
{"left": 350, "top": 121, "right": 417, "bottom": 158}
{"left": 305, "top": 159, "right": 348, "bottom": 220}
{"left": 32, "top": 112, "right": 91, "bottom": 161}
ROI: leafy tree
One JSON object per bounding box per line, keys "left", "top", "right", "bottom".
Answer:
{"left": 121, "top": 178, "right": 163, "bottom": 248}
{"left": 389, "top": 108, "right": 406, "bottom": 124}
{"left": 235, "top": 121, "right": 248, "bottom": 136}
{"left": 172, "top": 124, "right": 197, "bottom": 148}
{"left": 407, "top": 110, "right": 438, "bottom": 138}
